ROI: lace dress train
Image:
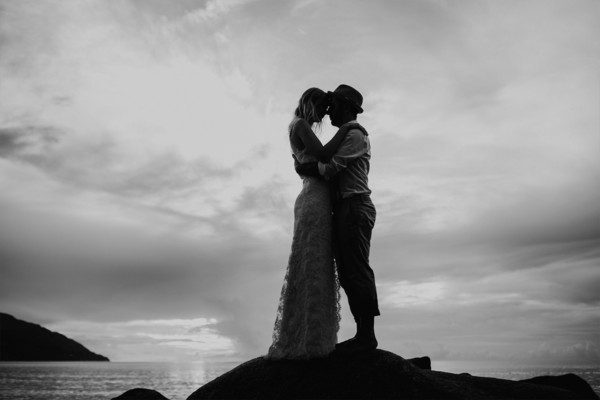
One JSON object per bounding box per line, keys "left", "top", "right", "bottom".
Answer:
{"left": 266, "top": 175, "right": 340, "bottom": 360}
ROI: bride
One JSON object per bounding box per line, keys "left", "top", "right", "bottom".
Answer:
{"left": 266, "top": 88, "right": 355, "bottom": 360}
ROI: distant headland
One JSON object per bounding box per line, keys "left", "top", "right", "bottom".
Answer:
{"left": 0, "top": 312, "right": 109, "bottom": 361}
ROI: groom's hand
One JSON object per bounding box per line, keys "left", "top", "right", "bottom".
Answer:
{"left": 341, "top": 122, "right": 361, "bottom": 132}
{"left": 295, "top": 162, "right": 320, "bottom": 177}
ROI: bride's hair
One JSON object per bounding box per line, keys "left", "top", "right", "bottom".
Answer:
{"left": 290, "top": 87, "right": 327, "bottom": 132}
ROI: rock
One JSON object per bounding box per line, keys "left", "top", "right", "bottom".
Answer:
{"left": 407, "top": 355, "right": 431, "bottom": 370}
{"left": 520, "top": 374, "right": 599, "bottom": 399}
{"left": 0, "top": 312, "right": 109, "bottom": 361}
{"left": 186, "top": 349, "right": 598, "bottom": 399}
{"left": 111, "top": 388, "right": 170, "bottom": 399}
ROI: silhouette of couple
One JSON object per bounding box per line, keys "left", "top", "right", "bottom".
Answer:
{"left": 267, "top": 85, "right": 379, "bottom": 360}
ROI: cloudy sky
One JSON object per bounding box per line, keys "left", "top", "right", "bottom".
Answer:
{"left": 1, "top": 0, "right": 598, "bottom": 365}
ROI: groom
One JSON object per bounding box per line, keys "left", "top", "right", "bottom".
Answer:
{"left": 296, "top": 84, "right": 380, "bottom": 354}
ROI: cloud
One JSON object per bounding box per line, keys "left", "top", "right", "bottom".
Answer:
{"left": 380, "top": 281, "right": 446, "bottom": 308}
{"left": 1, "top": 0, "right": 598, "bottom": 364}
{"left": 45, "top": 317, "right": 237, "bottom": 361}
{"left": 0, "top": 125, "right": 247, "bottom": 234}
{"left": 527, "top": 341, "right": 600, "bottom": 364}
{"left": 369, "top": 169, "right": 599, "bottom": 363}
{"left": 373, "top": 174, "right": 600, "bottom": 300}
{"left": 0, "top": 172, "right": 292, "bottom": 358}
{"left": 0, "top": 226, "right": 287, "bottom": 362}
{"left": 0, "top": 126, "right": 61, "bottom": 158}
{"left": 183, "top": 0, "right": 255, "bottom": 23}
{"left": 376, "top": 284, "right": 600, "bottom": 363}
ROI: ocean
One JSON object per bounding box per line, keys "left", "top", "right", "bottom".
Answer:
{"left": 0, "top": 361, "right": 238, "bottom": 400}
{"left": 1, "top": 360, "right": 598, "bottom": 399}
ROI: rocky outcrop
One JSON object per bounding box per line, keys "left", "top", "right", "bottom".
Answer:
{"left": 112, "top": 388, "right": 170, "bottom": 399}
{"left": 407, "top": 355, "right": 431, "bottom": 370}
{"left": 0, "top": 312, "right": 109, "bottom": 361}
{"left": 521, "top": 374, "right": 599, "bottom": 399}
{"left": 186, "top": 349, "right": 598, "bottom": 400}
{"left": 111, "top": 350, "right": 597, "bottom": 400}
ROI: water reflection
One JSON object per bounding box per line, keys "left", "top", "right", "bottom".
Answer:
{"left": 0, "top": 360, "right": 239, "bottom": 400}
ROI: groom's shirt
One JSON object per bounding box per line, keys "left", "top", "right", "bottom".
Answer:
{"left": 318, "top": 121, "right": 371, "bottom": 199}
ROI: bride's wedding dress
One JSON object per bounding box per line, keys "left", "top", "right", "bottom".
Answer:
{"left": 266, "top": 134, "right": 340, "bottom": 360}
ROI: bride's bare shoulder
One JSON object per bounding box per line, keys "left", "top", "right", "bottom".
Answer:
{"left": 291, "top": 117, "right": 310, "bottom": 129}
{"left": 290, "top": 118, "right": 311, "bottom": 137}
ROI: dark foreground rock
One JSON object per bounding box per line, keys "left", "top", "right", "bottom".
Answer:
{"left": 407, "top": 355, "right": 431, "bottom": 370}
{"left": 521, "top": 374, "right": 599, "bottom": 399}
{"left": 0, "top": 312, "right": 109, "bottom": 361}
{"left": 112, "top": 388, "right": 170, "bottom": 399}
{"left": 186, "top": 349, "right": 598, "bottom": 400}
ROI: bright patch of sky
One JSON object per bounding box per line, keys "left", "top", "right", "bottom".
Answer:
{"left": 1, "top": 0, "right": 598, "bottom": 364}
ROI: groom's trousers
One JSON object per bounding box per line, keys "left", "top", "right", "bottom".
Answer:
{"left": 333, "top": 194, "right": 380, "bottom": 320}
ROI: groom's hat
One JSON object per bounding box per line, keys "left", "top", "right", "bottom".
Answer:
{"left": 328, "top": 84, "right": 363, "bottom": 114}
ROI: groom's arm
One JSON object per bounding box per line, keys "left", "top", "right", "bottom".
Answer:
{"left": 317, "top": 129, "right": 368, "bottom": 179}
{"left": 292, "top": 153, "right": 320, "bottom": 177}
{"left": 294, "top": 161, "right": 320, "bottom": 177}
{"left": 295, "top": 126, "right": 367, "bottom": 178}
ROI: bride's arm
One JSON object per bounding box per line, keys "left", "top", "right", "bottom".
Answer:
{"left": 292, "top": 119, "right": 353, "bottom": 163}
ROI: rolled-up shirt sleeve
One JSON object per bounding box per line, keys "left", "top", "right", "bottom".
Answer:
{"left": 318, "top": 129, "right": 368, "bottom": 180}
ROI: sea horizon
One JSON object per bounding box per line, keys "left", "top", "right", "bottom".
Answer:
{"left": 1, "top": 359, "right": 598, "bottom": 400}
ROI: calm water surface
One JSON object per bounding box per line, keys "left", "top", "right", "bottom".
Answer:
{"left": 1, "top": 360, "right": 598, "bottom": 399}
{"left": 0, "top": 361, "right": 238, "bottom": 400}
